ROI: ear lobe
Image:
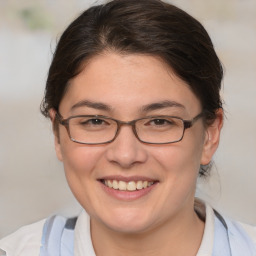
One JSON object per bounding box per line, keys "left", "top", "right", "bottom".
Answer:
{"left": 201, "top": 109, "right": 223, "bottom": 165}
{"left": 49, "top": 108, "right": 63, "bottom": 162}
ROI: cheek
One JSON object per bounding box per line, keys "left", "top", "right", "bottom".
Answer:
{"left": 59, "top": 137, "right": 104, "bottom": 194}
{"left": 159, "top": 148, "right": 199, "bottom": 196}
{"left": 152, "top": 140, "right": 204, "bottom": 176}
{"left": 158, "top": 139, "right": 204, "bottom": 194}
{"left": 150, "top": 131, "right": 205, "bottom": 193}
{"left": 61, "top": 144, "right": 103, "bottom": 178}
{"left": 57, "top": 125, "right": 103, "bottom": 176}
{"left": 60, "top": 144, "right": 108, "bottom": 214}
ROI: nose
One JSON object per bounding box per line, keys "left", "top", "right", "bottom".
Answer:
{"left": 105, "top": 125, "right": 148, "bottom": 169}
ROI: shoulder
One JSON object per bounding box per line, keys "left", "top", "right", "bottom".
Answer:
{"left": 202, "top": 201, "right": 256, "bottom": 244}
{"left": 197, "top": 200, "right": 256, "bottom": 255}
{"left": 223, "top": 216, "right": 256, "bottom": 254}
{"left": 0, "top": 219, "right": 45, "bottom": 256}
{"left": 225, "top": 217, "right": 256, "bottom": 242}
{"left": 238, "top": 222, "right": 256, "bottom": 245}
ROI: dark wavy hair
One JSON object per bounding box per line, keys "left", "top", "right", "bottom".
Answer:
{"left": 41, "top": 0, "right": 223, "bottom": 176}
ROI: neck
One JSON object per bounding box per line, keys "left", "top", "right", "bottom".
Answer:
{"left": 91, "top": 206, "right": 205, "bottom": 256}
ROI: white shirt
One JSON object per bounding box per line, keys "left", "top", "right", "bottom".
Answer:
{"left": 0, "top": 202, "right": 255, "bottom": 256}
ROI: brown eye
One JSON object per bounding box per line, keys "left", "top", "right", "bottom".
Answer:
{"left": 146, "top": 118, "right": 175, "bottom": 127}
{"left": 151, "top": 119, "right": 170, "bottom": 125}
{"left": 84, "top": 118, "right": 105, "bottom": 125}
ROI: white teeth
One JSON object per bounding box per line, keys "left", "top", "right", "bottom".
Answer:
{"left": 119, "top": 181, "right": 127, "bottom": 191}
{"left": 103, "top": 179, "right": 155, "bottom": 191}
{"left": 107, "top": 180, "right": 113, "bottom": 188}
{"left": 143, "top": 181, "right": 148, "bottom": 188}
{"left": 112, "top": 180, "right": 119, "bottom": 189}
{"left": 148, "top": 181, "right": 154, "bottom": 187}
{"left": 127, "top": 181, "right": 136, "bottom": 191}
{"left": 136, "top": 181, "right": 143, "bottom": 190}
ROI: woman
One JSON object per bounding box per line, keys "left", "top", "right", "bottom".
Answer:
{"left": 0, "top": 0, "right": 255, "bottom": 255}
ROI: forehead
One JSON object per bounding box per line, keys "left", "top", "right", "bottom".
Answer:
{"left": 59, "top": 52, "right": 202, "bottom": 116}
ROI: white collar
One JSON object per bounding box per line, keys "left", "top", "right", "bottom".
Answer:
{"left": 196, "top": 202, "right": 216, "bottom": 256}
{"left": 74, "top": 201, "right": 216, "bottom": 256}
{"left": 74, "top": 211, "right": 96, "bottom": 256}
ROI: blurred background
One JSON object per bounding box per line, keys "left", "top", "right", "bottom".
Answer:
{"left": 0, "top": 0, "right": 255, "bottom": 238}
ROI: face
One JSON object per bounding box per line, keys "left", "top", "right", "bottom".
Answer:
{"left": 53, "top": 52, "right": 221, "bottom": 234}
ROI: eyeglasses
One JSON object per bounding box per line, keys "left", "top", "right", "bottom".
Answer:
{"left": 56, "top": 112, "right": 204, "bottom": 145}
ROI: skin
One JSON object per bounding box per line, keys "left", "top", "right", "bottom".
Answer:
{"left": 50, "top": 52, "right": 223, "bottom": 256}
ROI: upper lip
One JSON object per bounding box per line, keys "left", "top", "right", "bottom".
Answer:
{"left": 98, "top": 175, "right": 158, "bottom": 182}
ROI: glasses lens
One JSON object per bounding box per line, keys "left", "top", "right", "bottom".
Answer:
{"left": 135, "top": 116, "right": 184, "bottom": 143}
{"left": 68, "top": 116, "right": 117, "bottom": 144}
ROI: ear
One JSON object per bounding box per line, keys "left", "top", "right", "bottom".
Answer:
{"left": 201, "top": 109, "right": 223, "bottom": 165}
{"left": 49, "top": 108, "right": 63, "bottom": 162}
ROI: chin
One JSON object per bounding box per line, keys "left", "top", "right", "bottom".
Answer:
{"left": 105, "top": 220, "right": 152, "bottom": 234}
{"left": 96, "top": 208, "right": 156, "bottom": 234}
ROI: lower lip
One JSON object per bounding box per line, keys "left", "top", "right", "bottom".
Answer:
{"left": 99, "top": 181, "right": 157, "bottom": 201}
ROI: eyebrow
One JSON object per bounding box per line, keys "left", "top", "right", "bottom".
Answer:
{"left": 71, "top": 100, "right": 112, "bottom": 112}
{"left": 70, "top": 99, "right": 185, "bottom": 113}
{"left": 141, "top": 100, "right": 185, "bottom": 112}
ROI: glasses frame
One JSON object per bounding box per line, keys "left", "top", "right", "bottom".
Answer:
{"left": 55, "top": 112, "right": 204, "bottom": 145}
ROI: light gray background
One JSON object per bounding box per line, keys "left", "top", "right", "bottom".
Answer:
{"left": 0, "top": 0, "right": 255, "bottom": 238}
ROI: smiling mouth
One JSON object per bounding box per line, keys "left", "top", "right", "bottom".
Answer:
{"left": 100, "top": 179, "right": 156, "bottom": 191}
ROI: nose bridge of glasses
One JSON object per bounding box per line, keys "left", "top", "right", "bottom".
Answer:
{"left": 115, "top": 119, "right": 139, "bottom": 139}
{"left": 118, "top": 119, "right": 136, "bottom": 126}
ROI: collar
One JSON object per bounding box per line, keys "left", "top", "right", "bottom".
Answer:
{"left": 74, "top": 211, "right": 96, "bottom": 256}
{"left": 195, "top": 201, "right": 216, "bottom": 256}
